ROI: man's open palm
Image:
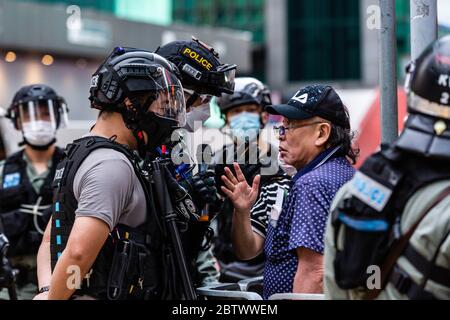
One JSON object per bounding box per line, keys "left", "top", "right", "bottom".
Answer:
{"left": 221, "top": 162, "right": 260, "bottom": 212}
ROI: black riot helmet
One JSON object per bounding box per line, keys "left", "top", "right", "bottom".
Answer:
{"left": 395, "top": 36, "right": 450, "bottom": 159}
{"left": 89, "top": 46, "right": 186, "bottom": 156}
{"left": 7, "top": 84, "right": 69, "bottom": 150}
{"left": 156, "top": 37, "right": 236, "bottom": 105}
{"left": 217, "top": 77, "right": 272, "bottom": 115}
{"left": 405, "top": 35, "right": 450, "bottom": 120}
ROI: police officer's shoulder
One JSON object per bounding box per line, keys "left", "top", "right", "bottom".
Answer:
{"left": 401, "top": 179, "right": 450, "bottom": 232}
{"left": 0, "top": 150, "right": 23, "bottom": 181}
{"left": 81, "top": 147, "right": 136, "bottom": 171}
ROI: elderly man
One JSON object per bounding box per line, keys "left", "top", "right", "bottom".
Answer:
{"left": 221, "top": 85, "right": 357, "bottom": 299}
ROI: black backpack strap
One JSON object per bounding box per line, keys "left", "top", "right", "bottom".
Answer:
{"left": 389, "top": 265, "right": 437, "bottom": 300}
{"left": 37, "top": 147, "right": 65, "bottom": 200}
{"left": 364, "top": 186, "right": 450, "bottom": 299}
{"left": 402, "top": 242, "right": 450, "bottom": 289}
{"left": 390, "top": 229, "right": 450, "bottom": 299}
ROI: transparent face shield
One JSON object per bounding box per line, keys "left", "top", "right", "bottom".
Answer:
{"left": 148, "top": 71, "right": 187, "bottom": 127}
{"left": 17, "top": 99, "right": 68, "bottom": 130}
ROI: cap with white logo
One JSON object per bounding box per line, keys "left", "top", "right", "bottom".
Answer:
{"left": 265, "top": 84, "right": 350, "bottom": 129}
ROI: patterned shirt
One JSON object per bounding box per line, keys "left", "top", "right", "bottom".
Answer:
{"left": 263, "top": 149, "right": 355, "bottom": 299}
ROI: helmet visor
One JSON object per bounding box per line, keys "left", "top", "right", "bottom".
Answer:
{"left": 17, "top": 99, "right": 68, "bottom": 130}
{"left": 148, "top": 70, "right": 186, "bottom": 127}
{"left": 214, "top": 64, "right": 236, "bottom": 94}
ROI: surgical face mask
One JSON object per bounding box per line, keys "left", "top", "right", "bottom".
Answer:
{"left": 184, "top": 102, "right": 211, "bottom": 132}
{"left": 22, "top": 120, "right": 56, "bottom": 147}
{"left": 229, "top": 112, "right": 260, "bottom": 142}
{"left": 278, "top": 152, "right": 297, "bottom": 177}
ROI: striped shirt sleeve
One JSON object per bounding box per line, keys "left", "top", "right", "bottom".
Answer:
{"left": 250, "top": 176, "right": 291, "bottom": 238}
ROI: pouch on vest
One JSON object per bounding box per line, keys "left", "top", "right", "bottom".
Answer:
{"left": 107, "top": 237, "right": 161, "bottom": 300}
{"left": 331, "top": 156, "right": 401, "bottom": 289}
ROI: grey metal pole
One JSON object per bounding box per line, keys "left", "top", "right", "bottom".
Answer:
{"left": 410, "top": 0, "right": 438, "bottom": 60}
{"left": 379, "top": 0, "right": 398, "bottom": 145}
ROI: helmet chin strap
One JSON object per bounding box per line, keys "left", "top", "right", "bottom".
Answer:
{"left": 186, "top": 92, "right": 199, "bottom": 110}
{"left": 120, "top": 95, "right": 177, "bottom": 158}
{"left": 132, "top": 129, "right": 147, "bottom": 158}
{"left": 19, "top": 137, "right": 56, "bottom": 151}
{"left": 119, "top": 97, "right": 148, "bottom": 158}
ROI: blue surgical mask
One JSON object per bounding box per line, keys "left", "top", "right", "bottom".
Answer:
{"left": 229, "top": 112, "right": 261, "bottom": 141}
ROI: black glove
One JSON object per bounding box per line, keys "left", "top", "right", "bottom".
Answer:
{"left": 181, "top": 170, "right": 218, "bottom": 210}
{"left": 163, "top": 165, "right": 200, "bottom": 223}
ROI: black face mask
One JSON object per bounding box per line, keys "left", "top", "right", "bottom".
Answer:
{"left": 138, "top": 112, "right": 179, "bottom": 157}
{"left": 120, "top": 94, "right": 180, "bottom": 158}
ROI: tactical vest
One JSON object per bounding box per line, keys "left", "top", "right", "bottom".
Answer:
{"left": 49, "top": 136, "right": 163, "bottom": 300}
{"left": 332, "top": 146, "right": 450, "bottom": 299}
{"left": 0, "top": 148, "right": 64, "bottom": 258}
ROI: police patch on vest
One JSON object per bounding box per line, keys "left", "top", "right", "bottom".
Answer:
{"left": 348, "top": 171, "right": 392, "bottom": 212}
{"left": 90, "top": 75, "right": 99, "bottom": 88}
{"left": 3, "top": 172, "right": 20, "bottom": 189}
{"left": 181, "top": 46, "right": 213, "bottom": 71}
{"left": 54, "top": 167, "right": 65, "bottom": 181}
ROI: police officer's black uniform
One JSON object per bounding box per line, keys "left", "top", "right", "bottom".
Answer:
{"left": 48, "top": 48, "right": 190, "bottom": 299}
{"left": 0, "top": 85, "right": 67, "bottom": 294}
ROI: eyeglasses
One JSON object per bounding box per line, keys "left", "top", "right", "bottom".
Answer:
{"left": 273, "top": 121, "right": 326, "bottom": 137}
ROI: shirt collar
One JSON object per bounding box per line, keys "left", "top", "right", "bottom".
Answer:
{"left": 292, "top": 145, "right": 341, "bottom": 182}
{"left": 22, "top": 150, "right": 52, "bottom": 179}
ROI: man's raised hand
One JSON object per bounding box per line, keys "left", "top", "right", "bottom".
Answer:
{"left": 220, "top": 162, "right": 260, "bottom": 212}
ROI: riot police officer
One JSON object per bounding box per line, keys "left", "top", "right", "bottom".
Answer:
{"left": 324, "top": 36, "right": 450, "bottom": 300}
{"left": 156, "top": 38, "right": 237, "bottom": 286}
{"left": 0, "top": 84, "right": 68, "bottom": 299}
{"left": 34, "top": 47, "right": 188, "bottom": 300}
{"left": 156, "top": 36, "right": 236, "bottom": 132}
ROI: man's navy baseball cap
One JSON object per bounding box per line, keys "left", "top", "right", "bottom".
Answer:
{"left": 265, "top": 84, "right": 350, "bottom": 129}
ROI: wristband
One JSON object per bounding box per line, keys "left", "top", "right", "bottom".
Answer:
{"left": 38, "top": 286, "right": 50, "bottom": 294}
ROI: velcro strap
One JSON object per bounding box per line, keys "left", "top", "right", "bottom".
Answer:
{"left": 404, "top": 244, "right": 450, "bottom": 288}
{"left": 389, "top": 265, "right": 437, "bottom": 300}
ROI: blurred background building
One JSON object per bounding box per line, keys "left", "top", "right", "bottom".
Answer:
{"left": 0, "top": 0, "right": 449, "bottom": 163}
{"left": 0, "top": 0, "right": 252, "bottom": 155}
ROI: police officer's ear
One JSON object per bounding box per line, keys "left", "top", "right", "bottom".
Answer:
{"left": 123, "top": 96, "right": 143, "bottom": 111}
{"left": 261, "top": 110, "right": 269, "bottom": 126}
{"left": 124, "top": 98, "right": 133, "bottom": 109}
{"left": 1, "top": 107, "right": 20, "bottom": 130}
{"left": 123, "top": 93, "right": 157, "bottom": 111}
{"left": 315, "top": 120, "right": 332, "bottom": 148}
{"left": 223, "top": 110, "right": 231, "bottom": 126}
